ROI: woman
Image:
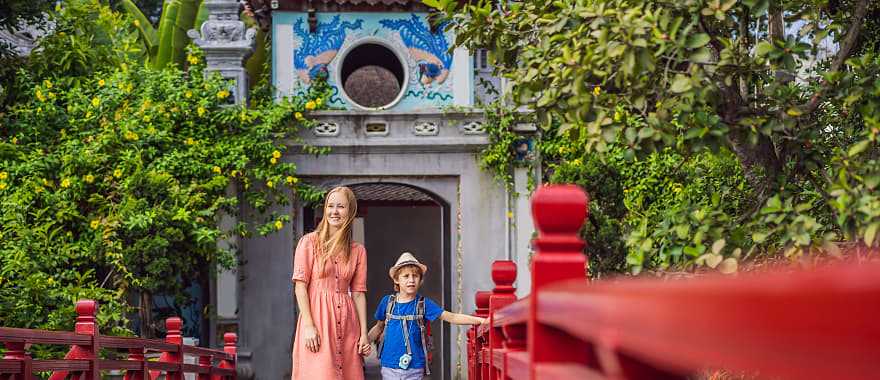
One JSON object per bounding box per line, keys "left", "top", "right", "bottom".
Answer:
{"left": 291, "top": 186, "right": 371, "bottom": 379}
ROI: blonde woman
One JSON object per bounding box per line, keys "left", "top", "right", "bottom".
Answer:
{"left": 291, "top": 186, "right": 371, "bottom": 379}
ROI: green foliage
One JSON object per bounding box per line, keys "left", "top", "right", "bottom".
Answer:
{"left": 437, "top": 0, "right": 880, "bottom": 274}
{"left": 0, "top": 0, "right": 327, "bottom": 333}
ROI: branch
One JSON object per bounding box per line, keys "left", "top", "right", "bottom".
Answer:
{"left": 801, "top": 0, "right": 869, "bottom": 114}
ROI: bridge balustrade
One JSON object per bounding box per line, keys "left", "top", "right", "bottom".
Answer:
{"left": 466, "top": 184, "right": 880, "bottom": 380}
{"left": 1, "top": 300, "right": 236, "bottom": 380}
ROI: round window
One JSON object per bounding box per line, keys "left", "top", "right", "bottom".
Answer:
{"left": 338, "top": 41, "right": 406, "bottom": 109}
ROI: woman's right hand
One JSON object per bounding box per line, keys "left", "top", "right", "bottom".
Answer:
{"left": 302, "top": 324, "right": 320, "bottom": 353}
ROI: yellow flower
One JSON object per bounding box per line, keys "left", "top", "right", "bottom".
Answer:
{"left": 11, "top": 137, "right": 16, "bottom": 144}
{"left": 231, "top": 170, "right": 239, "bottom": 177}
{"left": 48, "top": 92, "right": 56, "bottom": 100}
{"left": 187, "top": 55, "right": 199, "bottom": 65}
{"left": 0, "top": 172, "right": 7, "bottom": 180}
{"left": 147, "top": 126, "right": 157, "bottom": 134}
{"left": 185, "top": 90, "right": 193, "bottom": 99}
{"left": 270, "top": 157, "right": 278, "bottom": 165}
{"left": 286, "top": 176, "right": 297, "bottom": 184}
{"left": 272, "top": 150, "right": 281, "bottom": 159}
{"left": 294, "top": 112, "right": 304, "bottom": 121}
{"left": 36, "top": 89, "right": 45, "bottom": 102}
{"left": 315, "top": 98, "right": 323, "bottom": 106}
{"left": 125, "top": 131, "right": 139, "bottom": 141}
{"left": 91, "top": 97, "right": 100, "bottom": 107}
{"left": 113, "top": 169, "right": 123, "bottom": 178}
{"left": 0, "top": 182, "right": 6, "bottom": 191}
{"left": 217, "top": 90, "right": 230, "bottom": 100}
{"left": 593, "top": 86, "right": 601, "bottom": 96}
{"left": 266, "top": 180, "right": 274, "bottom": 189}
{"left": 212, "top": 166, "right": 222, "bottom": 174}
{"left": 197, "top": 106, "right": 206, "bottom": 117}
{"left": 305, "top": 101, "right": 316, "bottom": 110}
{"left": 506, "top": 211, "right": 514, "bottom": 219}
{"left": 98, "top": 79, "right": 105, "bottom": 87}
{"left": 133, "top": 19, "right": 140, "bottom": 27}
{"left": 84, "top": 174, "right": 94, "bottom": 183}
{"left": 90, "top": 220, "right": 101, "bottom": 229}
{"left": 275, "top": 220, "right": 283, "bottom": 230}
{"left": 185, "top": 137, "right": 195, "bottom": 145}
{"left": 44, "top": 80, "right": 53, "bottom": 89}
{"left": 60, "top": 178, "right": 71, "bottom": 188}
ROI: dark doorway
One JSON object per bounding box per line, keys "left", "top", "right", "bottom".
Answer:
{"left": 303, "top": 183, "right": 450, "bottom": 379}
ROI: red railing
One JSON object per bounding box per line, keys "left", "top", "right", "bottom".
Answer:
{"left": 467, "top": 184, "right": 880, "bottom": 380}
{"left": 1, "top": 300, "right": 236, "bottom": 380}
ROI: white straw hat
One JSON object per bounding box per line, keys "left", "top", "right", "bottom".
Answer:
{"left": 389, "top": 252, "right": 428, "bottom": 279}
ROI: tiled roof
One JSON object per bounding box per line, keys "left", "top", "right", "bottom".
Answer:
{"left": 349, "top": 183, "right": 435, "bottom": 202}
{"left": 315, "top": 0, "right": 413, "bottom": 4}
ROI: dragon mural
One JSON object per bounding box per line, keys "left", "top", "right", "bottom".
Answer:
{"left": 379, "top": 14, "right": 453, "bottom": 86}
{"left": 293, "top": 15, "right": 363, "bottom": 84}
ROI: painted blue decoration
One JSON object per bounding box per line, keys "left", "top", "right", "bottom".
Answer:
{"left": 379, "top": 14, "right": 452, "bottom": 85}
{"left": 293, "top": 15, "right": 363, "bottom": 83}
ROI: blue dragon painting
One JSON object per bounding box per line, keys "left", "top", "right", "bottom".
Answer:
{"left": 379, "top": 14, "right": 453, "bottom": 86}
{"left": 293, "top": 15, "right": 363, "bottom": 83}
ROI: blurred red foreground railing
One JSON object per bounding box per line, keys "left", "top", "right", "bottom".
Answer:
{"left": 1, "top": 300, "right": 236, "bottom": 380}
{"left": 466, "top": 184, "right": 880, "bottom": 380}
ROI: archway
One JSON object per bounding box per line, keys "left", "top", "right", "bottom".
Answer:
{"left": 302, "top": 182, "right": 451, "bottom": 379}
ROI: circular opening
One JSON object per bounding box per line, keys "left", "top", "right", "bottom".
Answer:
{"left": 339, "top": 42, "right": 406, "bottom": 109}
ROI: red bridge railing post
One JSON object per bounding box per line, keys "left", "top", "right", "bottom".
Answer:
{"left": 152, "top": 317, "right": 184, "bottom": 380}
{"left": 3, "top": 341, "right": 32, "bottom": 380}
{"left": 488, "top": 261, "right": 517, "bottom": 380}
{"left": 469, "top": 290, "right": 490, "bottom": 380}
{"left": 48, "top": 300, "right": 100, "bottom": 380}
{"left": 123, "top": 347, "right": 147, "bottom": 380}
{"left": 529, "top": 184, "right": 591, "bottom": 378}
{"left": 219, "top": 332, "right": 237, "bottom": 380}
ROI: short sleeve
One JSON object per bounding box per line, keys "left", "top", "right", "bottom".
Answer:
{"left": 424, "top": 297, "right": 444, "bottom": 322}
{"left": 291, "top": 234, "right": 313, "bottom": 284}
{"left": 374, "top": 295, "right": 389, "bottom": 321}
{"left": 350, "top": 245, "right": 367, "bottom": 292}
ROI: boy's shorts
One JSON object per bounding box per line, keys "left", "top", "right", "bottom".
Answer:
{"left": 380, "top": 367, "right": 424, "bottom": 380}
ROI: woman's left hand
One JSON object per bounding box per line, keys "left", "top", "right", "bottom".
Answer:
{"left": 357, "top": 334, "right": 372, "bottom": 356}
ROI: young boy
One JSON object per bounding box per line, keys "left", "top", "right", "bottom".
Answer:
{"left": 368, "top": 252, "right": 486, "bottom": 380}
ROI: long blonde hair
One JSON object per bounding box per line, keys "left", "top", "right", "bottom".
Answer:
{"left": 313, "top": 186, "right": 358, "bottom": 276}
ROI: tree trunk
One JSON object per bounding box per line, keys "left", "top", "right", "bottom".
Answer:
{"left": 139, "top": 291, "right": 156, "bottom": 339}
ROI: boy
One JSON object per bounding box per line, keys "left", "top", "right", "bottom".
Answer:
{"left": 368, "top": 252, "right": 486, "bottom": 380}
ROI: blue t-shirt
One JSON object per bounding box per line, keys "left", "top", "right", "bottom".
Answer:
{"left": 374, "top": 294, "right": 444, "bottom": 370}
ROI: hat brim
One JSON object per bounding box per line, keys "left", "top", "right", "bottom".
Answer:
{"left": 389, "top": 260, "right": 428, "bottom": 279}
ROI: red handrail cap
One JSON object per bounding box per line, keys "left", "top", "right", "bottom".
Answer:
{"left": 475, "top": 291, "right": 491, "bottom": 309}
{"left": 224, "top": 332, "right": 238, "bottom": 345}
{"left": 491, "top": 260, "right": 517, "bottom": 288}
{"left": 166, "top": 317, "right": 183, "bottom": 331}
{"left": 531, "top": 184, "right": 589, "bottom": 235}
{"left": 75, "top": 300, "right": 98, "bottom": 316}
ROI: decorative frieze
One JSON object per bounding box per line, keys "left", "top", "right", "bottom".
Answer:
{"left": 314, "top": 122, "right": 340, "bottom": 137}
{"left": 413, "top": 122, "right": 439, "bottom": 136}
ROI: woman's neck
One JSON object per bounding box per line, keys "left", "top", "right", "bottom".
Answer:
{"left": 327, "top": 225, "right": 340, "bottom": 236}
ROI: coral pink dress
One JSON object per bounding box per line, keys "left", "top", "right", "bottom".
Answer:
{"left": 291, "top": 232, "right": 367, "bottom": 380}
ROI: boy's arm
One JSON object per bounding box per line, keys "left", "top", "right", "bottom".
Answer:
{"left": 367, "top": 320, "right": 385, "bottom": 342}
{"left": 438, "top": 311, "right": 487, "bottom": 325}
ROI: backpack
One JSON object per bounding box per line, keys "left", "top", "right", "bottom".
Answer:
{"left": 377, "top": 294, "right": 434, "bottom": 375}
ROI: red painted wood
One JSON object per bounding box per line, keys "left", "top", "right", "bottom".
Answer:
{"left": 0, "top": 299, "right": 236, "bottom": 380}
{"left": 3, "top": 341, "right": 31, "bottom": 380}
{"left": 488, "top": 261, "right": 518, "bottom": 380}
{"left": 48, "top": 299, "right": 99, "bottom": 380}
{"left": 528, "top": 185, "right": 592, "bottom": 379}
{"left": 537, "top": 263, "right": 880, "bottom": 380}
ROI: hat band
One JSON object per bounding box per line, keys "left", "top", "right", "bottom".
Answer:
{"left": 395, "top": 260, "right": 422, "bottom": 267}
